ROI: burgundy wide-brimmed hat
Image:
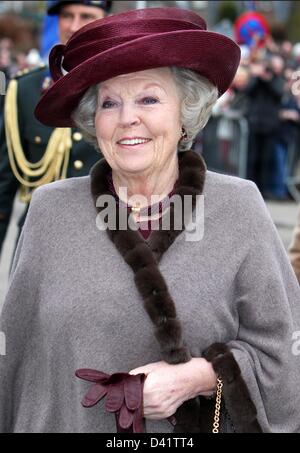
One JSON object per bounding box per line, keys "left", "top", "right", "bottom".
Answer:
{"left": 35, "top": 7, "right": 241, "bottom": 127}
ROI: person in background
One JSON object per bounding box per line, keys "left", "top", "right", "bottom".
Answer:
{"left": 0, "top": 0, "right": 113, "bottom": 258}
{"left": 271, "top": 61, "right": 300, "bottom": 200}
{"left": 245, "top": 54, "right": 284, "bottom": 197}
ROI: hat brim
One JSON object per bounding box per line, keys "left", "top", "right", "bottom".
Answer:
{"left": 35, "top": 30, "right": 240, "bottom": 127}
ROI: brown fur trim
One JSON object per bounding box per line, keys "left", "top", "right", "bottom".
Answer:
{"left": 125, "top": 243, "right": 155, "bottom": 272}
{"left": 90, "top": 151, "right": 262, "bottom": 433}
{"left": 90, "top": 150, "right": 205, "bottom": 365}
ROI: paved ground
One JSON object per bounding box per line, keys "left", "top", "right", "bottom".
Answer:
{"left": 0, "top": 199, "right": 25, "bottom": 308}
{"left": 0, "top": 198, "right": 299, "bottom": 308}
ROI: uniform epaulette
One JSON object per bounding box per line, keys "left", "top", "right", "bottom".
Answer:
{"left": 14, "top": 63, "right": 47, "bottom": 80}
{"left": 4, "top": 72, "right": 72, "bottom": 203}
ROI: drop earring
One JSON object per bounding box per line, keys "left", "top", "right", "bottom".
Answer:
{"left": 181, "top": 127, "right": 188, "bottom": 141}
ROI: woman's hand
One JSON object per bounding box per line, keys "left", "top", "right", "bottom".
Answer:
{"left": 129, "top": 358, "right": 217, "bottom": 420}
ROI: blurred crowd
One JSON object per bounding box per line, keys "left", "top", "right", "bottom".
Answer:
{"left": 0, "top": 37, "right": 41, "bottom": 81}
{"left": 207, "top": 37, "right": 300, "bottom": 201}
{"left": 0, "top": 10, "right": 43, "bottom": 121}
{"left": 1, "top": 6, "right": 300, "bottom": 201}
{"left": 0, "top": 35, "right": 41, "bottom": 122}
{"left": 0, "top": 10, "right": 42, "bottom": 77}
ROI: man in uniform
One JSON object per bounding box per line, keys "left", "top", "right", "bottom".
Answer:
{"left": 0, "top": 0, "right": 113, "bottom": 258}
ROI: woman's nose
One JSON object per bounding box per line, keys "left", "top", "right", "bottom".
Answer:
{"left": 119, "top": 105, "right": 141, "bottom": 128}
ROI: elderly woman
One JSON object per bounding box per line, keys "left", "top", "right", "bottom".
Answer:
{"left": 1, "top": 8, "right": 300, "bottom": 434}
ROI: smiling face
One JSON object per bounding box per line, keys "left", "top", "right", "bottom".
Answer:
{"left": 95, "top": 67, "right": 182, "bottom": 176}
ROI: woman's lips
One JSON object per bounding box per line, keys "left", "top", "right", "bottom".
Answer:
{"left": 117, "top": 138, "right": 152, "bottom": 149}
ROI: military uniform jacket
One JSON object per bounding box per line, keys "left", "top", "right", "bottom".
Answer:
{"left": 0, "top": 66, "right": 100, "bottom": 254}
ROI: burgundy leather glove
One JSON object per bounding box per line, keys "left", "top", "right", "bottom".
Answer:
{"left": 75, "top": 369, "right": 146, "bottom": 433}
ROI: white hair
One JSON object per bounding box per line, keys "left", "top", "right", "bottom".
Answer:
{"left": 71, "top": 66, "right": 218, "bottom": 152}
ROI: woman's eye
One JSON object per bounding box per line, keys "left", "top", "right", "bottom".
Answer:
{"left": 140, "top": 97, "right": 159, "bottom": 105}
{"left": 101, "top": 100, "right": 117, "bottom": 109}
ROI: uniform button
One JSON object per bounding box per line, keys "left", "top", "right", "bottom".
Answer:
{"left": 74, "top": 160, "right": 83, "bottom": 170}
{"left": 73, "top": 132, "right": 83, "bottom": 142}
{"left": 34, "top": 136, "right": 42, "bottom": 144}
{"left": 42, "top": 76, "right": 51, "bottom": 90}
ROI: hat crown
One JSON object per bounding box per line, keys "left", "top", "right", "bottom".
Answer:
{"left": 59, "top": 8, "right": 207, "bottom": 73}
{"left": 69, "top": 7, "right": 207, "bottom": 41}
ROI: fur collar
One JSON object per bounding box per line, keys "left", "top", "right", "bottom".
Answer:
{"left": 90, "top": 150, "right": 261, "bottom": 433}
{"left": 91, "top": 150, "right": 206, "bottom": 364}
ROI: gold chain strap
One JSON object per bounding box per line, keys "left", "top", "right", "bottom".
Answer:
{"left": 212, "top": 378, "right": 223, "bottom": 433}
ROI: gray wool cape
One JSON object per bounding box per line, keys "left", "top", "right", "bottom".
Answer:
{"left": 1, "top": 170, "right": 300, "bottom": 433}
